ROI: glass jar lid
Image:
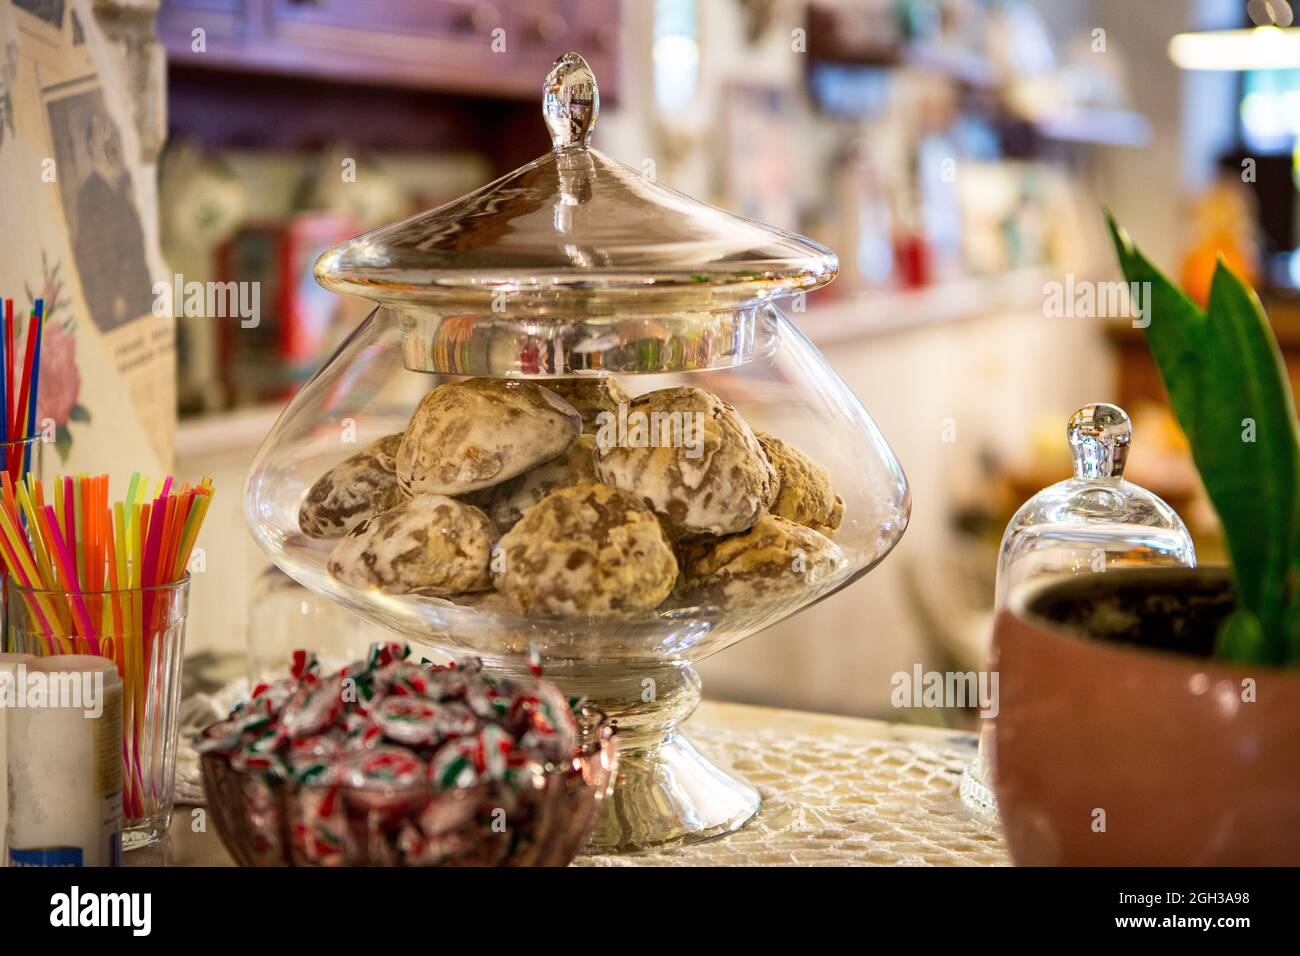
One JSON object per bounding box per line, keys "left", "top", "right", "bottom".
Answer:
{"left": 313, "top": 52, "right": 837, "bottom": 313}
{"left": 995, "top": 403, "right": 1196, "bottom": 608}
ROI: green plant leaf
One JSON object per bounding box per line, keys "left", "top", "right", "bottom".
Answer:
{"left": 1218, "top": 608, "right": 1267, "bottom": 663}
{"left": 1202, "top": 261, "right": 1300, "bottom": 648}
{"left": 1284, "top": 599, "right": 1300, "bottom": 666}
{"left": 1105, "top": 213, "right": 1208, "bottom": 441}
{"left": 1106, "top": 212, "right": 1300, "bottom": 665}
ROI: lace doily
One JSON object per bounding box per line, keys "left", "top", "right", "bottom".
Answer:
{"left": 175, "top": 679, "right": 250, "bottom": 806}
{"left": 579, "top": 725, "right": 1009, "bottom": 866}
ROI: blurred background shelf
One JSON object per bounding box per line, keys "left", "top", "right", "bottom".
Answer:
{"left": 1028, "top": 106, "right": 1152, "bottom": 148}
{"left": 799, "top": 268, "right": 1054, "bottom": 344}
{"left": 175, "top": 402, "right": 286, "bottom": 460}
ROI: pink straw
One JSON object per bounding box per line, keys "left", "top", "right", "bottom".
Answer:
{"left": 139, "top": 495, "right": 166, "bottom": 643}
{"left": 42, "top": 505, "right": 98, "bottom": 653}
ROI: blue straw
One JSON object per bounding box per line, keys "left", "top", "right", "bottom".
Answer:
{"left": 23, "top": 299, "right": 42, "bottom": 478}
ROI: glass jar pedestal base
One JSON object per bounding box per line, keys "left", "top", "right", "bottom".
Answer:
{"left": 490, "top": 661, "right": 759, "bottom": 853}
{"left": 596, "top": 731, "right": 760, "bottom": 852}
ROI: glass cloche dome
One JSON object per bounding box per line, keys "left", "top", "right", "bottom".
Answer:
{"left": 995, "top": 402, "right": 1196, "bottom": 607}
{"left": 962, "top": 402, "right": 1196, "bottom": 816}
{"left": 244, "top": 53, "right": 910, "bottom": 852}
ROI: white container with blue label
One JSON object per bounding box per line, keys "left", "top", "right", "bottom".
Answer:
{"left": 6, "top": 655, "right": 123, "bottom": 867}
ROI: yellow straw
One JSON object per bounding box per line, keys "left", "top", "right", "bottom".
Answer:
{"left": 0, "top": 503, "right": 62, "bottom": 639}
{"left": 173, "top": 489, "right": 213, "bottom": 579}
{"left": 17, "top": 480, "right": 54, "bottom": 588}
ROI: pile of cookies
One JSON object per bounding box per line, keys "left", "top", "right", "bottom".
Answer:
{"left": 301, "top": 377, "right": 846, "bottom": 618}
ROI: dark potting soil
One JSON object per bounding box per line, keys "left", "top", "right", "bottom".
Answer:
{"left": 1026, "top": 571, "right": 1235, "bottom": 659}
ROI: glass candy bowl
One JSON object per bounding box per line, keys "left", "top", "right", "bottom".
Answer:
{"left": 245, "top": 54, "right": 909, "bottom": 851}
{"left": 201, "top": 707, "right": 617, "bottom": 866}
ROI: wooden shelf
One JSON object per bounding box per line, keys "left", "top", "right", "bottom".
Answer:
{"left": 158, "top": 0, "right": 620, "bottom": 101}
{"left": 160, "top": 0, "right": 622, "bottom": 171}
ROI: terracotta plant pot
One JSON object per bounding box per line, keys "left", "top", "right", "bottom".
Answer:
{"left": 992, "top": 566, "right": 1300, "bottom": 866}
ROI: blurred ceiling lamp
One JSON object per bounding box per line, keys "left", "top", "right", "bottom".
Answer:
{"left": 653, "top": 0, "right": 699, "bottom": 114}
{"left": 1169, "top": 25, "right": 1300, "bottom": 69}
{"left": 1170, "top": 0, "right": 1299, "bottom": 72}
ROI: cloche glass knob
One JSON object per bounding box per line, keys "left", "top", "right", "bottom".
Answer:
{"left": 1067, "top": 402, "right": 1131, "bottom": 479}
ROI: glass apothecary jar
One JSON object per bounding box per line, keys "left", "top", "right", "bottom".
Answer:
{"left": 244, "top": 54, "right": 910, "bottom": 852}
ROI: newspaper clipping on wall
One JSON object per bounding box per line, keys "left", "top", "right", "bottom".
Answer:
{"left": 0, "top": 0, "right": 174, "bottom": 478}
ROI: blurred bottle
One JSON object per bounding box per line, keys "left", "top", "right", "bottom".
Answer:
{"left": 1180, "top": 177, "right": 1260, "bottom": 307}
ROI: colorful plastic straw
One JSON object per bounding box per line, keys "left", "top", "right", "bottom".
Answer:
{"left": 0, "top": 298, "right": 44, "bottom": 479}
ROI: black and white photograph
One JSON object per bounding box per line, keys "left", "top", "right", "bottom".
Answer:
{"left": 46, "top": 85, "right": 153, "bottom": 332}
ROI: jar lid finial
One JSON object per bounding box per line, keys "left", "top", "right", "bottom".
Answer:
{"left": 1068, "top": 403, "right": 1131, "bottom": 479}
{"left": 543, "top": 52, "right": 599, "bottom": 150}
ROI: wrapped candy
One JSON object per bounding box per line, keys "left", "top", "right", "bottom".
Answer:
{"left": 289, "top": 786, "right": 347, "bottom": 866}
{"left": 281, "top": 675, "right": 344, "bottom": 739}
